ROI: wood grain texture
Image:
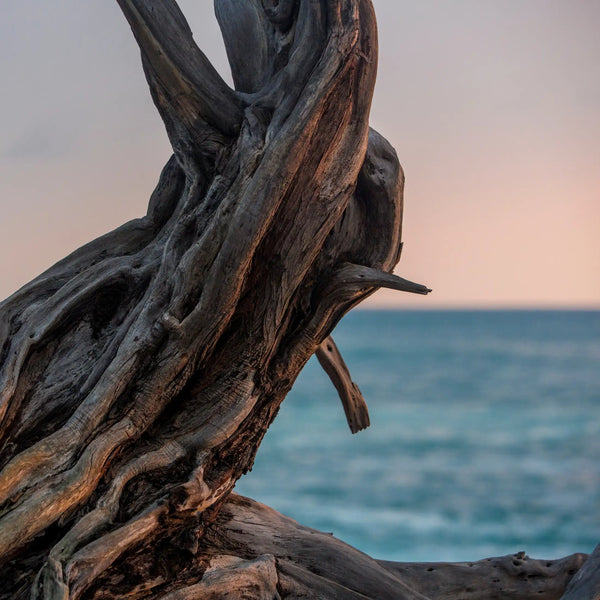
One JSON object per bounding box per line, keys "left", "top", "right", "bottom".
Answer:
{"left": 316, "top": 335, "right": 370, "bottom": 433}
{"left": 203, "top": 494, "right": 589, "bottom": 600}
{"left": 559, "top": 544, "right": 600, "bottom": 600}
{"left": 0, "top": 1, "right": 590, "bottom": 598}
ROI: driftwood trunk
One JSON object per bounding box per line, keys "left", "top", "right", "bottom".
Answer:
{"left": 0, "top": 2, "right": 596, "bottom": 598}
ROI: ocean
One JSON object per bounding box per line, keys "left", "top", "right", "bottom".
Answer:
{"left": 235, "top": 310, "right": 600, "bottom": 563}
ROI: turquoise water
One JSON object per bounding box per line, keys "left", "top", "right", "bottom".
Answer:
{"left": 235, "top": 310, "right": 600, "bottom": 562}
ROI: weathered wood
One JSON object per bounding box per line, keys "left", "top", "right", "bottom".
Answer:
{"left": 0, "top": 1, "right": 410, "bottom": 596}
{"left": 0, "top": 1, "right": 591, "bottom": 598}
{"left": 155, "top": 555, "right": 280, "bottom": 600}
{"left": 316, "top": 335, "right": 370, "bottom": 433}
{"left": 116, "top": 0, "right": 243, "bottom": 172}
{"left": 198, "top": 494, "right": 588, "bottom": 600}
{"left": 559, "top": 544, "right": 600, "bottom": 600}
{"left": 382, "top": 553, "right": 589, "bottom": 600}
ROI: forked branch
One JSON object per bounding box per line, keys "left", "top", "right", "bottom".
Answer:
{"left": 116, "top": 0, "right": 243, "bottom": 170}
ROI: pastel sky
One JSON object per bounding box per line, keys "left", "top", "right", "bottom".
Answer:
{"left": 1, "top": 1, "right": 598, "bottom": 308}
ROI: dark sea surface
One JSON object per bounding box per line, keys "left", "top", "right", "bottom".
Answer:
{"left": 235, "top": 310, "right": 600, "bottom": 562}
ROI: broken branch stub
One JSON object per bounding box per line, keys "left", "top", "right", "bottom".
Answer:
{"left": 316, "top": 336, "right": 370, "bottom": 433}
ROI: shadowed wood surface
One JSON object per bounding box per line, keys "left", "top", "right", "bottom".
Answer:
{"left": 559, "top": 544, "right": 600, "bottom": 600}
{"left": 0, "top": 1, "right": 593, "bottom": 598}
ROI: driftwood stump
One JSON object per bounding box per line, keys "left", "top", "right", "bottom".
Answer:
{"left": 0, "top": 2, "right": 596, "bottom": 598}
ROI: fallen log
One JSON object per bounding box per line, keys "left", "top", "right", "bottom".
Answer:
{"left": 80, "top": 493, "right": 590, "bottom": 599}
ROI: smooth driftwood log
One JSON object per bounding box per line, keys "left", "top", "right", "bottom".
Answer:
{"left": 0, "top": 1, "right": 592, "bottom": 599}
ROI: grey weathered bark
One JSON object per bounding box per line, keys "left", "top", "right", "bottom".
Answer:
{"left": 205, "top": 495, "right": 592, "bottom": 600}
{"left": 559, "top": 544, "right": 600, "bottom": 600}
{"left": 0, "top": 1, "right": 593, "bottom": 599}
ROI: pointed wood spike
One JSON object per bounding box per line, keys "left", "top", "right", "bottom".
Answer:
{"left": 315, "top": 336, "right": 370, "bottom": 434}
{"left": 338, "top": 263, "right": 432, "bottom": 295}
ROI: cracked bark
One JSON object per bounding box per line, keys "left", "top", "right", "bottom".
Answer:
{"left": 0, "top": 1, "right": 593, "bottom": 599}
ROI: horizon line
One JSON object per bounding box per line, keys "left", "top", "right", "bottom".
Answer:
{"left": 357, "top": 304, "right": 600, "bottom": 312}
